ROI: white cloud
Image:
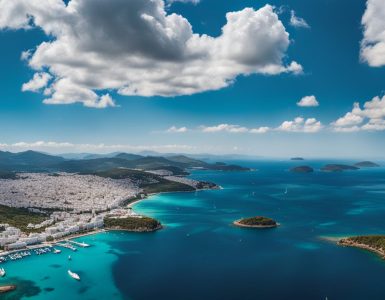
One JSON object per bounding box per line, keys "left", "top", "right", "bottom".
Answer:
{"left": 361, "top": 0, "right": 385, "bottom": 67}
{"left": 166, "top": 126, "right": 188, "bottom": 133}
{"left": 297, "top": 95, "right": 319, "bottom": 107}
{"left": 22, "top": 72, "right": 52, "bottom": 92}
{"left": 249, "top": 126, "right": 270, "bottom": 134}
{"left": 290, "top": 10, "right": 310, "bottom": 29}
{"left": 278, "top": 117, "right": 323, "bottom": 133}
{"left": 331, "top": 95, "right": 385, "bottom": 131}
{"left": 0, "top": 0, "right": 302, "bottom": 107}
{"left": 201, "top": 124, "right": 249, "bottom": 133}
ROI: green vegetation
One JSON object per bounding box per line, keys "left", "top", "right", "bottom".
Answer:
{"left": 104, "top": 216, "right": 161, "bottom": 232}
{"left": 89, "top": 168, "right": 195, "bottom": 194}
{"left": 236, "top": 216, "right": 277, "bottom": 227}
{"left": 341, "top": 235, "right": 385, "bottom": 250}
{"left": 142, "top": 178, "right": 195, "bottom": 194}
{"left": 0, "top": 205, "right": 48, "bottom": 232}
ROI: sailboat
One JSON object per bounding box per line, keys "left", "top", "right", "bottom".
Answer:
{"left": 68, "top": 270, "right": 80, "bottom": 280}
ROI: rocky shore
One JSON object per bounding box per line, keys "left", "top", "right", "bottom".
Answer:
{"left": 0, "top": 285, "right": 16, "bottom": 294}
{"left": 338, "top": 236, "right": 385, "bottom": 259}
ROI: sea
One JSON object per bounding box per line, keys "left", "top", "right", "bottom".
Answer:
{"left": 2, "top": 159, "right": 385, "bottom": 300}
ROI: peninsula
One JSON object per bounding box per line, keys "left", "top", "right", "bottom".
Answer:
{"left": 104, "top": 215, "right": 162, "bottom": 232}
{"left": 338, "top": 235, "right": 385, "bottom": 258}
{"left": 0, "top": 150, "right": 242, "bottom": 252}
{"left": 233, "top": 216, "right": 278, "bottom": 228}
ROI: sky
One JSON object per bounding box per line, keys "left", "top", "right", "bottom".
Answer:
{"left": 0, "top": 0, "right": 385, "bottom": 158}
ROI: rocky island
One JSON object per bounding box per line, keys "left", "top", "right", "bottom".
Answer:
{"left": 233, "top": 216, "right": 278, "bottom": 228}
{"left": 321, "top": 164, "right": 359, "bottom": 172}
{"left": 290, "top": 166, "right": 314, "bottom": 173}
{"left": 0, "top": 285, "right": 16, "bottom": 294}
{"left": 290, "top": 157, "right": 304, "bottom": 161}
{"left": 104, "top": 216, "right": 162, "bottom": 232}
{"left": 354, "top": 161, "right": 380, "bottom": 168}
{"left": 338, "top": 235, "right": 385, "bottom": 258}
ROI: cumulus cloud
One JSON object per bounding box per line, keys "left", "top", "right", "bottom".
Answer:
{"left": 22, "top": 72, "right": 52, "bottom": 92}
{"left": 361, "top": 0, "right": 385, "bottom": 67}
{"left": 297, "top": 95, "right": 319, "bottom": 107}
{"left": 290, "top": 10, "right": 310, "bottom": 29}
{"left": 201, "top": 124, "right": 249, "bottom": 133}
{"left": 0, "top": 0, "right": 302, "bottom": 107}
{"left": 278, "top": 117, "right": 323, "bottom": 133}
{"left": 332, "top": 95, "right": 385, "bottom": 132}
{"left": 166, "top": 126, "right": 188, "bottom": 133}
{"left": 249, "top": 126, "right": 270, "bottom": 134}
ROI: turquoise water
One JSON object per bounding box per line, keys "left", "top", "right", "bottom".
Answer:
{"left": 3, "top": 160, "right": 385, "bottom": 299}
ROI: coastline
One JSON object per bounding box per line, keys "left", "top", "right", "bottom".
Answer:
{"left": 0, "top": 184, "right": 220, "bottom": 257}
{"left": 338, "top": 238, "right": 385, "bottom": 259}
{"left": 127, "top": 185, "right": 222, "bottom": 208}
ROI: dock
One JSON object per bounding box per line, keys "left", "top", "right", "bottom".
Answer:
{"left": 66, "top": 240, "right": 90, "bottom": 248}
{"left": 56, "top": 242, "right": 77, "bottom": 251}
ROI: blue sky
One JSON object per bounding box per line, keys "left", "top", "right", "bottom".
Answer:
{"left": 1, "top": 0, "right": 385, "bottom": 158}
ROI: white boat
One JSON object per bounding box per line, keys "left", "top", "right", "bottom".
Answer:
{"left": 0, "top": 268, "right": 6, "bottom": 277}
{"left": 68, "top": 270, "right": 80, "bottom": 280}
{"left": 53, "top": 248, "right": 61, "bottom": 254}
{"left": 68, "top": 255, "right": 71, "bottom": 260}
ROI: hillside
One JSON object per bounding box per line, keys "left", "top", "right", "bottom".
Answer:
{"left": 0, "top": 150, "right": 250, "bottom": 174}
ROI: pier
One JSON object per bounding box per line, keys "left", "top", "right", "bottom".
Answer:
{"left": 56, "top": 242, "right": 77, "bottom": 251}
{"left": 66, "top": 240, "right": 90, "bottom": 248}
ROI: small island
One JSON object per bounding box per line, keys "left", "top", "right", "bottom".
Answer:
{"left": 321, "top": 164, "right": 359, "bottom": 172}
{"left": 338, "top": 235, "right": 385, "bottom": 258}
{"left": 0, "top": 285, "right": 16, "bottom": 294}
{"left": 233, "top": 216, "right": 278, "bottom": 228}
{"left": 354, "top": 161, "right": 380, "bottom": 168}
{"left": 104, "top": 216, "right": 162, "bottom": 232}
{"left": 290, "top": 166, "right": 314, "bottom": 173}
{"left": 290, "top": 157, "right": 304, "bottom": 161}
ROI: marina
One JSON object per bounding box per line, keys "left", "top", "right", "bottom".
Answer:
{"left": 0, "top": 240, "right": 93, "bottom": 264}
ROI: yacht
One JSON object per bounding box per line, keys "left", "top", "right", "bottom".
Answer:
{"left": 53, "top": 248, "right": 61, "bottom": 254}
{"left": 68, "top": 270, "right": 80, "bottom": 280}
{"left": 0, "top": 268, "right": 6, "bottom": 277}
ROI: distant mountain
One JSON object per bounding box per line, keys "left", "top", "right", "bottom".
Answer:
{"left": 0, "top": 150, "right": 65, "bottom": 171}
{"left": 0, "top": 150, "right": 250, "bottom": 174}
{"left": 114, "top": 153, "right": 144, "bottom": 161}
{"left": 321, "top": 164, "right": 359, "bottom": 172}
{"left": 291, "top": 157, "right": 304, "bottom": 161}
{"left": 354, "top": 161, "right": 380, "bottom": 168}
{"left": 166, "top": 155, "right": 208, "bottom": 168}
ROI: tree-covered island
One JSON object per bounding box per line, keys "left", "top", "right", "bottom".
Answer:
{"left": 233, "top": 216, "right": 278, "bottom": 228}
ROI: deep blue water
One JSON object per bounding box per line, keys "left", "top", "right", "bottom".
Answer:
{"left": 3, "top": 160, "right": 385, "bottom": 299}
